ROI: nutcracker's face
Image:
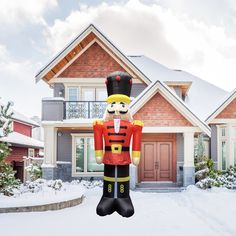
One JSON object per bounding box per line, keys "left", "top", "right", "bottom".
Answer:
{"left": 104, "top": 101, "right": 132, "bottom": 121}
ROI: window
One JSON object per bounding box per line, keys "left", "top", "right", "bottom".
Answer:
{"left": 68, "top": 87, "right": 78, "bottom": 101}
{"left": 67, "top": 86, "right": 106, "bottom": 101}
{"left": 234, "top": 142, "right": 236, "bottom": 166}
{"left": 72, "top": 134, "right": 104, "bottom": 175}
{"left": 221, "top": 141, "right": 226, "bottom": 170}
{"left": 233, "top": 127, "right": 236, "bottom": 138}
{"left": 221, "top": 127, "right": 226, "bottom": 137}
{"left": 28, "top": 148, "right": 35, "bottom": 158}
{"left": 233, "top": 127, "right": 236, "bottom": 165}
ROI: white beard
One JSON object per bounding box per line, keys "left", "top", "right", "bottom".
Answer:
{"left": 114, "top": 119, "right": 120, "bottom": 133}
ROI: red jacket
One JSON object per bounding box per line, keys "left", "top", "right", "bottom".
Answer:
{"left": 93, "top": 119, "right": 143, "bottom": 165}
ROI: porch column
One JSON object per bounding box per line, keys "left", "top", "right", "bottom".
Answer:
{"left": 183, "top": 131, "right": 195, "bottom": 187}
{"left": 42, "top": 126, "right": 57, "bottom": 180}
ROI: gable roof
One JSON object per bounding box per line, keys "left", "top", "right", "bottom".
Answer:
{"left": 130, "top": 79, "right": 211, "bottom": 136}
{"left": 205, "top": 88, "right": 236, "bottom": 123}
{"left": 35, "top": 24, "right": 151, "bottom": 85}
{"left": 128, "top": 55, "right": 228, "bottom": 121}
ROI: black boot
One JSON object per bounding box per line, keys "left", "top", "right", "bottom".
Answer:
{"left": 96, "top": 165, "right": 116, "bottom": 216}
{"left": 115, "top": 165, "right": 134, "bottom": 218}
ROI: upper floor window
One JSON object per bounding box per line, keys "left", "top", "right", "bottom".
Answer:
{"left": 233, "top": 127, "right": 236, "bottom": 138}
{"left": 68, "top": 87, "right": 78, "bottom": 101}
{"left": 67, "top": 86, "right": 106, "bottom": 101}
{"left": 220, "top": 127, "right": 226, "bottom": 137}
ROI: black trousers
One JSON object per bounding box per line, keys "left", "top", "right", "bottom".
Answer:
{"left": 103, "top": 164, "right": 130, "bottom": 198}
{"left": 96, "top": 164, "right": 134, "bottom": 217}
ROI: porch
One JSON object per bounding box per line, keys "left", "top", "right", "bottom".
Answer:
{"left": 41, "top": 123, "right": 197, "bottom": 188}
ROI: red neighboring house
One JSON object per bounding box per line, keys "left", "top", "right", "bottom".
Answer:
{"left": 0, "top": 110, "right": 44, "bottom": 182}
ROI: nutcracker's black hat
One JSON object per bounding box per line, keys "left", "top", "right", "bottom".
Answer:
{"left": 105, "top": 71, "right": 132, "bottom": 104}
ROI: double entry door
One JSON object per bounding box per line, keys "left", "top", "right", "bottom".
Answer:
{"left": 140, "top": 141, "right": 173, "bottom": 182}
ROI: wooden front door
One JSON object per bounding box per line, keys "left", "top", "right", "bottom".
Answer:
{"left": 140, "top": 141, "right": 174, "bottom": 182}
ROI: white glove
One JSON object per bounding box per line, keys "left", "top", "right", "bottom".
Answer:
{"left": 132, "top": 157, "right": 140, "bottom": 166}
{"left": 96, "top": 156, "right": 103, "bottom": 164}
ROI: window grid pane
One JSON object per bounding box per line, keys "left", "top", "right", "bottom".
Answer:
{"left": 221, "top": 127, "right": 226, "bottom": 137}
{"left": 221, "top": 141, "right": 226, "bottom": 170}
{"left": 76, "top": 138, "right": 84, "bottom": 172}
{"left": 68, "top": 87, "right": 78, "bottom": 101}
{"left": 87, "top": 138, "right": 104, "bottom": 172}
{"left": 233, "top": 127, "right": 236, "bottom": 138}
{"left": 234, "top": 142, "right": 236, "bottom": 166}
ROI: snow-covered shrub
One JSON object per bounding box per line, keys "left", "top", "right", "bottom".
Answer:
{"left": 23, "top": 179, "right": 46, "bottom": 193}
{"left": 25, "top": 163, "right": 42, "bottom": 181}
{"left": 196, "top": 166, "right": 236, "bottom": 189}
{"left": 195, "top": 156, "right": 214, "bottom": 181}
{"left": 47, "top": 179, "right": 63, "bottom": 191}
{"left": 81, "top": 180, "right": 103, "bottom": 189}
{"left": 0, "top": 161, "right": 21, "bottom": 196}
{"left": 0, "top": 101, "right": 20, "bottom": 196}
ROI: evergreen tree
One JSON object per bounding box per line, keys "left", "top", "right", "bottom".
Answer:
{"left": 0, "top": 101, "right": 20, "bottom": 196}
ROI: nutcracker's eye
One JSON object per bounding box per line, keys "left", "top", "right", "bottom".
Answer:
{"left": 119, "top": 102, "right": 128, "bottom": 114}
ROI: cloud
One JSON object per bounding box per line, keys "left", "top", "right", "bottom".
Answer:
{"left": 0, "top": 0, "right": 58, "bottom": 29}
{"left": 43, "top": 1, "right": 180, "bottom": 66}
{"left": 42, "top": 0, "right": 236, "bottom": 91}
{"left": 0, "top": 44, "right": 51, "bottom": 117}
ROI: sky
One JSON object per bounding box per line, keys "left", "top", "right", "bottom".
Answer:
{"left": 0, "top": 0, "right": 236, "bottom": 118}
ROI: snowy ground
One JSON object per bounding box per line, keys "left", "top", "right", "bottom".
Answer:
{"left": 0, "top": 180, "right": 85, "bottom": 208}
{"left": 1, "top": 185, "right": 236, "bottom": 236}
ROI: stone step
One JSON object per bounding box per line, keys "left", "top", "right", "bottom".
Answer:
{"left": 134, "top": 187, "right": 185, "bottom": 193}
{"left": 136, "top": 182, "right": 180, "bottom": 188}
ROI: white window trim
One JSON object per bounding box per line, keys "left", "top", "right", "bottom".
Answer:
{"left": 65, "top": 84, "right": 106, "bottom": 101}
{"left": 71, "top": 133, "right": 103, "bottom": 177}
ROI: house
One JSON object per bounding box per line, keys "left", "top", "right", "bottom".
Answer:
{"left": 35, "top": 24, "right": 235, "bottom": 188}
{"left": 206, "top": 89, "right": 236, "bottom": 170}
{"left": 0, "top": 108, "right": 44, "bottom": 182}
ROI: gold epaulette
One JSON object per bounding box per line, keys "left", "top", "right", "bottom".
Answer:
{"left": 93, "top": 120, "right": 104, "bottom": 126}
{"left": 132, "top": 120, "right": 144, "bottom": 127}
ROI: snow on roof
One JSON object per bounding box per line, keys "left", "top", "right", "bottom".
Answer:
{"left": 205, "top": 88, "right": 236, "bottom": 123}
{"left": 0, "top": 101, "right": 40, "bottom": 127}
{"left": 0, "top": 132, "right": 44, "bottom": 148}
{"left": 12, "top": 109, "right": 40, "bottom": 127}
{"left": 128, "top": 55, "right": 228, "bottom": 121}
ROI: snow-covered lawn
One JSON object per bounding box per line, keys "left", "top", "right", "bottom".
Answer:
{"left": 1, "top": 185, "right": 236, "bottom": 236}
{"left": 0, "top": 179, "right": 85, "bottom": 208}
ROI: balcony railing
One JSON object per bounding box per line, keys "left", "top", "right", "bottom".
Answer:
{"left": 64, "top": 101, "right": 107, "bottom": 119}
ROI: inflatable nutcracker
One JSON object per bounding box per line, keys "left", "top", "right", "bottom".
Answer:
{"left": 93, "top": 71, "right": 143, "bottom": 217}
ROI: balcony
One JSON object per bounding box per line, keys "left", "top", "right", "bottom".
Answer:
{"left": 64, "top": 101, "right": 107, "bottom": 119}
{"left": 42, "top": 98, "right": 107, "bottom": 121}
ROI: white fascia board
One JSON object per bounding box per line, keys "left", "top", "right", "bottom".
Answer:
{"left": 143, "top": 126, "right": 201, "bottom": 133}
{"left": 130, "top": 80, "right": 211, "bottom": 136}
{"left": 49, "top": 77, "right": 142, "bottom": 84}
{"left": 209, "top": 119, "right": 236, "bottom": 124}
{"left": 206, "top": 88, "right": 236, "bottom": 124}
